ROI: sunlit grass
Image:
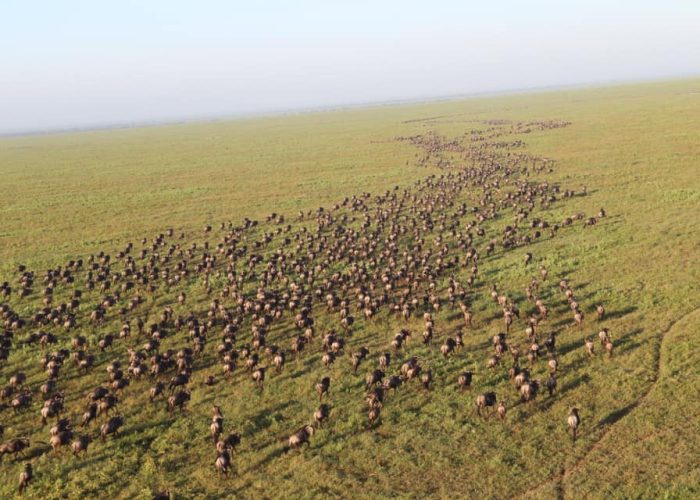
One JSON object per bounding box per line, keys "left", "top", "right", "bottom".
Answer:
{"left": 0, "top": 78, "right": 698, "bottom": 498}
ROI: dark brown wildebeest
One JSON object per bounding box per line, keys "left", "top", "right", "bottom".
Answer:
{"left": 316, "top": 377, "right": 330, "bottom": 402}
{"left": 288, "top": 425, "right": 315, "bottom": 450}
{"left": 100, "top": 415, "right": 124, "bottom": 440}
{"left": 0, "top": 438, "right": 30, "bottom": 462}
{"left": 71, "top": 435, "right": 91, "bottom": 456}
{"left": 314, "top": 404, "right": 330, "bottom": 427}
{"left": 476, "top": 392, "right": 497, "bottom": 417}
{"left": 18, "top": 462, "right": 33, "bottom": 493}
{"left": 457, "top": 371, "right": 473, "bottom": 391}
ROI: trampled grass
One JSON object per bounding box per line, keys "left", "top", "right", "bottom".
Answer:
{"left": 0, "top": 78, "right": 698, "bottom": 499}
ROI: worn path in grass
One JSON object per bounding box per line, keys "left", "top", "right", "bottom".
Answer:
{"left": 521, "top": 307, "right": 700, "bottom": 499}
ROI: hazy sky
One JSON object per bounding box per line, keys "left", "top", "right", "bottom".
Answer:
{"left": 1, "top": 0, "right": 698, "bottom": 134}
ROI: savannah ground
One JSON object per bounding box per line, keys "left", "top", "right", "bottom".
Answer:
{"left": 0, "top": 79, "right": 698, "bottom": 498}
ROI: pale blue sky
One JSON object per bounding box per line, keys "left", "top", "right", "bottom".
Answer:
{"left": 1, "top": 0, "right": 698, "bottom": 133}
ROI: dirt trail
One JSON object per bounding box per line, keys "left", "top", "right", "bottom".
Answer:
{"left": 517, "top": 307, "right": 700, "bottom": 499}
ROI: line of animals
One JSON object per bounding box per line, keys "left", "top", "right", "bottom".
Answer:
{"left": 0, "top": 119, "right": 612, "bottom": 496}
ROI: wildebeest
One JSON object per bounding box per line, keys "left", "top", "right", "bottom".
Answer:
{"left": 546, "top": 374, "right": 557, "bottom": 396}
{"left": 251, "top": 367, "right": 265, "bottom": 390}
{"left": 0, "top": 437, "right": 30, "bottom": 462}
{"left": 457, "top": 371, "right": 473, "bottom": 391}
{"left": 167, "top": 390, "right": 191, "bottom": 412}
{"left": 476, "top": 392, "right": 497, "bottom": 417}
{"left": 71, "top": 435, "right": 91, "bottom": 456}
{"left": 440, "top": 338, "right": 456, "bottom": 358}
{"left": 605, "top": 340, "right": 614, "bottom": 357}
{"left": 568, "top": 407, "right": 581, "bottom": 443}
{"left": 378, "top": 352, "right": 391, "bottom": 370}
{"left": 316, "top": 377, "right": 330, "bottom": 401}
{"left": 168, "top": 372, "right": 190, "bottom": 392}
{"left": 9, "top": 372, "right": 27, "bottom": 389}
{"left": 520, "top": 380, "right": 540, "bottom": 402}
{"left": 216, "top": 432, "right": 241, "bottom": 455}
{"left": 215, "top": 449, "right": 232, "bottom": 474}
{"left": 150, "top": 382, "right": 165, "bottom": 403}
{"left": 420, "top": 369, "right": 433, "bottom": 390}
{"left": 288, "top": 425, "right": 315, "bottom": 450}
{"left": 314, "top": 404, "right": 330, "bottom": 427}
{"left": 18, "top": 462, "right": 33, "bottom": 493}
{"left": 596, "top": 304, "right": 605, "bottom": 321}
{"left": 497, "top": 401, "right": 507, "bottom": 420}
{"left": 585, "top": 339, "right": 595, "bottom": 357}
{"left": 383, "top": 375, "right": 402, "bottom": 392}
{"left": 365, "top": 369, "right": 384, "bottom": 390}
{"left": 81, "top": 402, "right": 98, "bottom": 427}
{"left": 100, "top": 415, "right": 124, "bottom": 440}
{"left": 210, "top": 406, "right": 224, "bottom": 443}
{"left": 40, "top": 392, "right": 65, "bottom": 424}
{"left": 50, "top": 429, "right": 73, "bottom": 453}
{"left": 368, "top": 407, "right": 381, "bottom": 428}
{"left": 11, "top": 391, "right": 32, "bottom": 413}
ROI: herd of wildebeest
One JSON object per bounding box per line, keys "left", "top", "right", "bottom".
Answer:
{"left": 0, "top": 119, "right": 616, "bottom": 495}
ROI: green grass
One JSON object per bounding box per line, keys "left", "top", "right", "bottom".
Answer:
{"left": 0, "top": 78, "right": 698, "bottom": 499}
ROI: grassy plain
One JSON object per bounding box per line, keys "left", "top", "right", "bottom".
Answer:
{"left": 0, "top": 78, "right": 699, "bottom": 499}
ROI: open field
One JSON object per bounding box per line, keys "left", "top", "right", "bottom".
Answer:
{"left": 0, "top": 78, "right": 699, "bottom": 499}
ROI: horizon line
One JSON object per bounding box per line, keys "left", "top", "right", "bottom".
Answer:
{"left": 2, "top": 73, "right": 697, "bottom": 139}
